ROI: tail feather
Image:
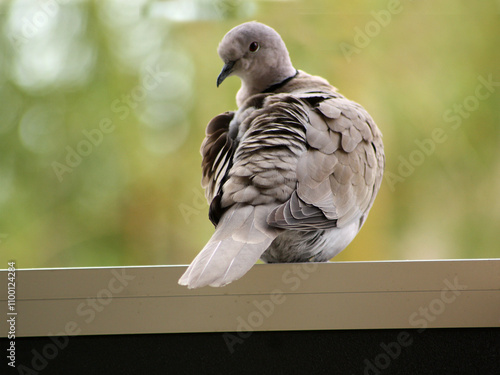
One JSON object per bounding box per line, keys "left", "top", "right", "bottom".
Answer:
{"left": 179, "top": 204, "right": 280, "bottom": 288}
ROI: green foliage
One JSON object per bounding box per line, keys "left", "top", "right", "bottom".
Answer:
{"left": 0, "top": 0, "right": 498, "bottom": 268}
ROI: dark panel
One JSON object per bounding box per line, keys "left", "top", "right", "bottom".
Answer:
{"left": 3, "top": 328, "right": 499, "bottom": 375}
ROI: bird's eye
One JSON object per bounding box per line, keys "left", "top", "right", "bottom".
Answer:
{"left": 249, "top": 41, "right": 259, "bottom": 52}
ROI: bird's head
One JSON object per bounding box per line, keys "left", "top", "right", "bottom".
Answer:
{"left": 216, "top": 22, "right": 296, "bottom": 104}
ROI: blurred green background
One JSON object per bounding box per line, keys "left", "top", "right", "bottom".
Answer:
{"left": 0, "top": 0, "right": 498, "bottom": 268}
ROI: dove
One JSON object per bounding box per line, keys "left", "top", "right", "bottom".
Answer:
{"left": 179, "top": 21, "right": 384, "bottom": 288}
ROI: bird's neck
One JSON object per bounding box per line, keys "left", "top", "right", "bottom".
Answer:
{"left": 236, "top": 65, "right": 297, "bottom": 107}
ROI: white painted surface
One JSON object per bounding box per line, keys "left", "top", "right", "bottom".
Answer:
{"left": 1, "top": 259, "right": 499, "bottom": 337}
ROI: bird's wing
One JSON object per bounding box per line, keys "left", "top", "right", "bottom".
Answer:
{"left": 267, "top": 93, "right": 385, "bottom": 230}
{"left": 200, "top": 111, "right": 235, "bottom": 207}
{"left": 180, "top": 94, "right": 311, "bottom": 288}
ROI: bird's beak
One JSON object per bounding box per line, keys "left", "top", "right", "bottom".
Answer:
{"left": 217, "top": 61, "right": 235, "bottom": 87}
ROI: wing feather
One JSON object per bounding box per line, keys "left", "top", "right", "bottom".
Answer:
{"left": 268, "top": 94, "right": 384, "bottom": 230}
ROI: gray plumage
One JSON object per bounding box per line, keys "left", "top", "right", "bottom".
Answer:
{"left": 179, "top": 22, "right": 384, "bottom": 288}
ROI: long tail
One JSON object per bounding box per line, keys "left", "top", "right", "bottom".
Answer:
{"left": 179, "top": 204, "right": 280, "bottom": 288}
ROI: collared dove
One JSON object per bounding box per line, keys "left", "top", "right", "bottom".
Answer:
{"left": 179, "top": 21, "right": 384, "bottom": 288}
